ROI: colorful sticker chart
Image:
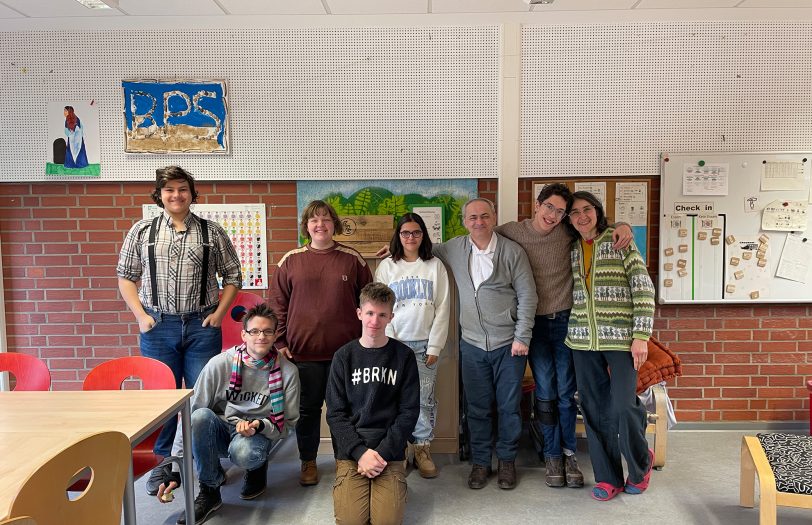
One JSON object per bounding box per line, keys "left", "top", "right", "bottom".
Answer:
{"left": 143, "top": 203, "right": 268, "bottom": 289}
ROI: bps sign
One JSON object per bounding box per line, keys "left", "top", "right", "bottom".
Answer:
{"left": 122, "top": 79, "right": 229, "bottom": 154}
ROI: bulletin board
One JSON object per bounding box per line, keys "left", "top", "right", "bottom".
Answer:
{"left": 532, "top": 178, "right": 652, "bottom": 265}
{"left": 658, "top": 151, "right": 812, "bottom": 304}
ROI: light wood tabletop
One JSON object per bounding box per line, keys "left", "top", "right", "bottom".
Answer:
{"left": 0, "top": 389, "right": 192, "bottom": 444}
{"left": 0, "top": 389, "right": 194, "bottom": 523}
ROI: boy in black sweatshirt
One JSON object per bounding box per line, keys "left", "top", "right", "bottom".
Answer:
{"left": 326, "top": 282, "right": 419, "bottom": 525}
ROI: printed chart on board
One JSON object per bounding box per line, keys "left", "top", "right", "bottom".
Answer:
{"left": 143, "top": 203, "right": 268, "bottom": 289}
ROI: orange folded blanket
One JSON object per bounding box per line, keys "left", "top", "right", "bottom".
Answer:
{"left": 636, "top": 337, "right": 682, "bottom": 394}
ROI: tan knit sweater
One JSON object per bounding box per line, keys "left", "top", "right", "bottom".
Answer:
{"left": 495, "top": 220, "right": 574, "bottom": 316}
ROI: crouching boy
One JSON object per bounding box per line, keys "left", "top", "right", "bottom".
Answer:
{"left": 157, "top": 303, "right": 300, "bottom": 525}
{"left": 326, "top": 282, "right": 419, "bottom": 525}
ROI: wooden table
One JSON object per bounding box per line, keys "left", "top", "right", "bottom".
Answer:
{"left": 0, "top": 389, "right": 195, "bottom": 525}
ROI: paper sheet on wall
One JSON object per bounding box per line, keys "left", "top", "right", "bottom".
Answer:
{"left": 760, "top": 200, "right": 808, "bottom": 231}
{"left": 682, "top": 163, "right": 729, "bottom": 196}
{"left": 574, "top": 181, "right": 607, "bottom": 209}
{"left": 614, "top": 182, "right": 647, "bottom": 226}
{"left": 143, "top": 203, "right": 268, "bottom": 289}
{"left": 761, "top": 161, "right": 805, "bottom": 191}
{"left": 724, "top": 236, "right": 771, "bottom": 299}
{"left": 776, "top": 233, "right": 811, "bottom": 283}
{"left": 411, "top": 206, "right": 443, "bottom": 244}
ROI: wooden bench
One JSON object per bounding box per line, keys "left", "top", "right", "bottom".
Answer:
{"left": 740, "top": 433, "right": 812, "bottom": 525}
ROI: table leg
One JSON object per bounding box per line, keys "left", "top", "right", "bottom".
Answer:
{"left": 182, "top": 398, "right": 196, "bottom": 525}
{"left": 123, "top": 460, "right": 136, "bottom": 524}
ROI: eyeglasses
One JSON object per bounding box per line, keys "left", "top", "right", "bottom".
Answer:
{"left": 244, "top": 328, "right": 275, "bottom": 337}
{"left": 568, "top": 205, "right": 596, "bottom": 219}
{"left": 539, "top": 202, "right": 566, "bottom": 220}
{"left": 399, "top": 230, "right": 424, "bottom": 239}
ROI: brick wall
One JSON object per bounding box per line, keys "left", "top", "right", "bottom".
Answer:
{"left": 0, "top": 179, "right": 808, "bottom": 423}
{"left": 0, "top": 181, "right": 299, "bottom": 390}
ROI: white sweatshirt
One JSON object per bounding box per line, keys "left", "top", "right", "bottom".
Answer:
{"left": 374, "top": 256, "right": 451, "bottom": 357}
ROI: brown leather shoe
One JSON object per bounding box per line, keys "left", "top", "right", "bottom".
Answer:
{"left": 414, "top": 443, "right": 438, "bottom": 478}
{"left": 299, "top": 460, "right": 319, "bottom": 486}
{"left": 497, "top": 460, "right": 516, "bottom": 490}
{"left": 467, "top": 464, "right": 491, "bottom": 489}
{"left": 545, "top": 456, "right": 565, "bottom": 487}
{"left": 565, "top": 454, "right": 584, "bottom": 488}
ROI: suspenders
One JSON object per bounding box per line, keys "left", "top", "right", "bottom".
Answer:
{"left": 147, "top": 215, "right": 210, "bottom": 309}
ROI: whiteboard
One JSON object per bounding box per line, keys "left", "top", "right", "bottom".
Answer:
{"left": 659, "top": 151, "right": 812, "bottom": 304}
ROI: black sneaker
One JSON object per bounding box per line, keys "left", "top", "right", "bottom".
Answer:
{"left": 240, "top": 461, "right": 268, "bottom": 500}
{"left": 176, "top": 484, "right": 222, "bottom": 525}
{"left": 146, "top": 464, "right": 172, "bottom": 496}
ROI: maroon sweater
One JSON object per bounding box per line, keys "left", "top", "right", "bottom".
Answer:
{"left": 269, "top": 243, "right": 372, "bottom": 362}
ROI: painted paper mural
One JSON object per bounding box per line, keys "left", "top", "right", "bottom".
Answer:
{"left": 297, "top": 179, "right": 478, "bottom": 245}
{"left": 46, "top": 101, "right": 101, "bottom": 176}
{"left": 122, "top": 79, "right": 229, "bottom": 154}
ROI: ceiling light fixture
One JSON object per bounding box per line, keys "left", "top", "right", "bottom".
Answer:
{"left": 524, "top": 0, "right": 554, "bottom": 4}
{"left": 73, "top": 0, "right": 118, "bottom": 9}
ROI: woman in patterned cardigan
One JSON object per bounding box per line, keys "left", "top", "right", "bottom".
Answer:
{"left": 564, "top": 190, "right": 656, "bottom": 502}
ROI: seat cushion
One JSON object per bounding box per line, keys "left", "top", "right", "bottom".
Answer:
{"left": 757, "top": 433, "right": 812, "bottom": 495}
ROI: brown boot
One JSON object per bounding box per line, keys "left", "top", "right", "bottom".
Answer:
{"left": 299, "top": 460, "right": 319, "bottom": 486}
{"left": 564, "top": 454, "right": 584, "bottom": 488}
{"left": 404, "top": 443, "right": 414, "bottom": 470}
{"left": 467, "top": 464, "right": 491, "bottom": 489}
{"left": 545, "top": 456, "right": 565, "bottom": 487}
{"left": 497, "top": 459, "right": 516, "bottom": 490}
{"left": 413, "top": 443, "right": 438, "bottom": 478}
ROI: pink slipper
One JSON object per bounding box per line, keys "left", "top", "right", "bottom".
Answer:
{"left": 625, "top": 448, "right": 654, "bottom": 495}
{"left": 591, "top": 482, "right": 623, "bottom": 501}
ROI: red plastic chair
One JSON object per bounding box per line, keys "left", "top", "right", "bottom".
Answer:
{"left": 77, "top": 356, "right": 175, "bottom": 486}
{"left": 0, "top": 353, "right": 51, "bottom": 391}
{"left": 220, "top": 291, "right": 266, "bottom": 350}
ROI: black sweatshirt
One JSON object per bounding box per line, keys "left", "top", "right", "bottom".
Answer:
{"left": 326, "top": 337, "right": 419, "bottom": 462}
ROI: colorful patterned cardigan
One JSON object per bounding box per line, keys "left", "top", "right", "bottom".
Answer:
{"left": 565, "top": 227, "right": 656, "bottom": 351}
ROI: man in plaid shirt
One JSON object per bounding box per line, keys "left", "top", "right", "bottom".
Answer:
{"left": 117, "top": 165, "right": 243, "bottom": 495}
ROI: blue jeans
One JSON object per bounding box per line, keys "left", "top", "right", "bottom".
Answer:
{"left": 403, "top": 340, "right": 438, "bottom": 444}
{"left": 191, "top": 408, "right": 273, "bottom": 488}
{"left": 528, "top": 311, "right": 577, "bottom": 458}
{"left": 140, "top": 304, "right": 222, "bottom": 456}
{"left": 459, "top": 339, "right": 526, "bottom": 466}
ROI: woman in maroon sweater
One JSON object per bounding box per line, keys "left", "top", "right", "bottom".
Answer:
{"left": 269, "top": 200, "right": 372, "bottom": 486}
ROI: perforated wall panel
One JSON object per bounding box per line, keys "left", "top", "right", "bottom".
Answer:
{"left": 0, "top": 27, "right": 499, "bottom": 181}
{"left": 522, "top": 22, "right": 812, "bottom": 178}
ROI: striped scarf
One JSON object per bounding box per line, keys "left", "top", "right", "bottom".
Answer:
{"left": 228, "top": 343, "right": 285, "bottom": 433}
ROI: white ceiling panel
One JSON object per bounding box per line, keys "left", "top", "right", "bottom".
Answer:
{"left": 328, "top": 0, "right": 427, "bottom": 15}
{"left": 530, "top": 0, "right": 640, "bottom": 11}
{"left": 0, "top": 3, "right": 24, "bottom": 18}
{"left": 117, "top": 0, "right": 224, "bottom": 16}
{"left": 432, "top": 0, "right": 530, "bottom": 14}
{"left": 1, "top": 0, "right": 122, "bottom": 17}
{"left": 739, "top": 0, "right": 812, "bottom": 6}
{"left": 636, "top": 0, "right": 740, "bottom": 8}
{"left": 218, "top": 0, "right": 326, "bottom": 15}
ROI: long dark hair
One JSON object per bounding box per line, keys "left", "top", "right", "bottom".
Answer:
{"left": 64, "top": 106, "right": 79, "bottom": 131}
{"left": 565, "top": 191, "right": 609, "bottom": 238}
{"left": 389, "top": 213, "right": 433, "bottom": 262}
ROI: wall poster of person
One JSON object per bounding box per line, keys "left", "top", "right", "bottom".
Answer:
{"left": 46, "top": 100, "right": 101, "bottom": 176}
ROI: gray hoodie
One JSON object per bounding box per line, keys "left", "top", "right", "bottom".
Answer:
{"left": 433, "top": 233, "right": 537, "bottom": 351}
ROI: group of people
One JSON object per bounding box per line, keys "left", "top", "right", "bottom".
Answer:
{"left": 115, "top": 165, "right": 656, "bottom": 525}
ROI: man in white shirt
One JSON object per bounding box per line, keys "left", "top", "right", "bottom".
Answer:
{"left": 431, "top": 199, "right": 537, "bottom": 490}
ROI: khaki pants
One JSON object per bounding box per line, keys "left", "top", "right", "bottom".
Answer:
{"left": 333, "top": 459, "right": 407, "bottom": 525}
